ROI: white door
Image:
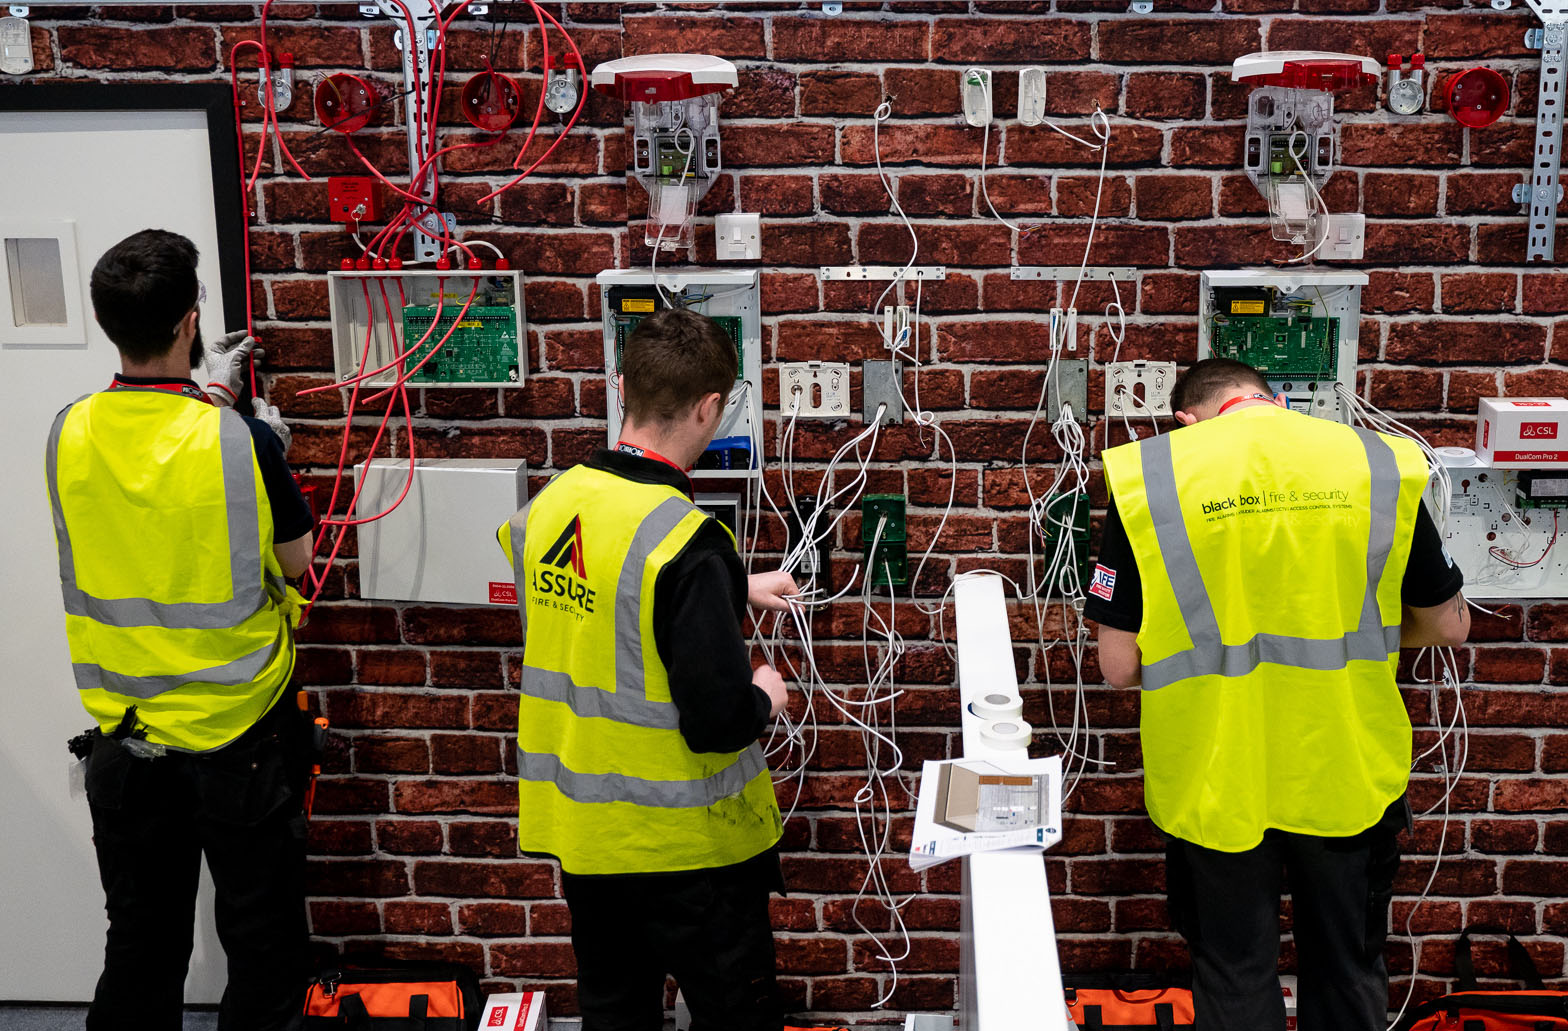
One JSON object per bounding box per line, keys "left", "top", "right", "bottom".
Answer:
{"left": 0, "top": 104, "right": 238, "bottom": 1004}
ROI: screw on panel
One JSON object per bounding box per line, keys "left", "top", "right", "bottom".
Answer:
{"left": 1494, "top": 0, "right": 1513, "bottom": 9}
{"left": 822, "top": 1, "right": 843, "bottom": 12}
{"left": 1130, "top": 1, "right": 1153, "bottom": 11}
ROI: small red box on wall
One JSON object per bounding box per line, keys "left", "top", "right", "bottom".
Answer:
{"left": 327, "top": 176, "right": 381, "bottom": 225}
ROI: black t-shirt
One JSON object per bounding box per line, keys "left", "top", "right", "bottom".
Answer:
{"left": 110, "top": 376, "right": 316, "bottom": 544}
{"left": 1083, "top": 497, "right": 1464, "bottom": 633}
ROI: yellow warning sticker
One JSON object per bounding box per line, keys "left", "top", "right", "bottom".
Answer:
{"left": 621, "top": 299, "right": 656, "bottom": 313}
{"left": 1229, "top": 300, "right": 1266, "bottom": 315}
{"left": 456, "top": 320, "right": 482, "bottom": 329}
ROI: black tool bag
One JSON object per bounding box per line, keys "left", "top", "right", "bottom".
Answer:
{"left": 303, "top": 963, "right": 483, "bottom": 1031}
{"left": 1396, "top": 926, "right": 1568, "bottom": 1031}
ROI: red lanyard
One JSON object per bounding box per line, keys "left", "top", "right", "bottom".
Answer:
{"left": 107, "top": 378, "right": 213, "bottom": 405}
{"left": 1216, "top": 393, "right": 1276, "bottom": 416}
{"left": 615, "top": 440, "right": 693, "bottom": 497}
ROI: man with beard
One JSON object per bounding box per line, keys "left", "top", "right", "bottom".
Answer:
{"left": 46, "top": 228, "right": 316, "bottom": 1029}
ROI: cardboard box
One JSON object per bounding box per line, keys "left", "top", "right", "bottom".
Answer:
{"left": 479, "top": 991, "right": 547, "bottom": 1030}
{"left": 1476, "top": 397, "right": 1568, "bottom": 468}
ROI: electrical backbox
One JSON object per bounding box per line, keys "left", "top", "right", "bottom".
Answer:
{"left": 328, "top": 270, "right": 526, "bottom": 388}
{"left": 1197, "top": 270, "right": 1364, "bottom": 422}
{"left": 1039, "top": 492, "right": 1090, "bottom": 595}
{"left": 598, "top": 269, "right": 762, "bottom": 480}
{"left": 862, "top": 493, "right": 908, "bottom": 587}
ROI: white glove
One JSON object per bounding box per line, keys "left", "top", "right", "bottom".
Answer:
{"left": 252, "top": 396, "right": 292, "bottom": 455}
{"left": 198, "top": 330, "right": 258, "bottom": 407}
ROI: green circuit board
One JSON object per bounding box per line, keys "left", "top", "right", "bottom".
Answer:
{"left": 400, "top": 304, "right": 521, "bottom": 384}
{"left": 613, "top": 313, "right": 744, "bottom": 377}
{"left": 1210, "top": 314, "right": 1339, "bottom": 380}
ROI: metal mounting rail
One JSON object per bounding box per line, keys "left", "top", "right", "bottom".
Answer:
{"left": 1009, "top": 265, "right": 1138, "bottom": 282}
{"left": 1524, "top": 1, "right": 1567, "bottom": 261}
{"left": 818, "top": 265, "right": 947, "bottom": 281}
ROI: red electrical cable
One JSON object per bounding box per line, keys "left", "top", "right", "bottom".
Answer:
{"left": 1490, "top": 510, "right": 1561, "bottom": 569}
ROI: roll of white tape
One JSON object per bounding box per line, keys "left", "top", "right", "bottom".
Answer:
{"left": 1435, "top": 446, "right": 1482, "bottom": 468}
{"left": 980, "top": 718, "right": 1033, "bottom": 749}
{"left": 970, "top": 691, "right": 1024, "bottom": 722}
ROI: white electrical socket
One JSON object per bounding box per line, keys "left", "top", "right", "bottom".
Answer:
{"left": 714, "top": 212, "right": 762, "bottom": 261}
{"left": 1106, "top": 361, "right": 1177, "bottom": 417}
{"left": 961, "top": 67, "right": 993, "bottom": 127}
{"left": 1315, "top": 212, "right": 1365, "bottom": 261}
{"left": 780, "top": 361, "right": 852, "bottom": 419}
{"left": 1018, "top": 67, "right": 1047, "bottom": 125}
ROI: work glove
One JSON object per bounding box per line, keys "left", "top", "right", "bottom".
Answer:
{"left": 252, "top": 396, "right": 292, "bottom": 455}
{"left": 198, "top": 330, "right": 259, "bottom": 407}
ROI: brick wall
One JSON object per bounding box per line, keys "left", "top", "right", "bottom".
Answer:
{"left": 14, "top": 0, "right": 1568, "bottom": 1021}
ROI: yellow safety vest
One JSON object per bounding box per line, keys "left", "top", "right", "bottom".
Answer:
{"left": 1102, "top": 406, "right": 1430, "bottom": 852}
{"left": 498, "top": 464, "right": 782, "bottom": 875}
{"left": 46, "top": 387, "right": 301, "bottom": 753}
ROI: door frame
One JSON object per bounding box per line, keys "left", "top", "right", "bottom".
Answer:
{"left": 0, "top": 83, "right": 249, "bottom": 327}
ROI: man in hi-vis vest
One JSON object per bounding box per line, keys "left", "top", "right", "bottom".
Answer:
{"left": 499, "top": 308, "right": 795, "bottom": 1031}
{"left": 48, "top": 230, "right": 316, "bottom": 1030}
{"left": 1085, "top": 359, "right": 1469, "bottom": 1031}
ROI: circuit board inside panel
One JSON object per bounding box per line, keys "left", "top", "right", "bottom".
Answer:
{"left": 1209, "top": 315, "right": 1339, "bottom": 379}
{"left": 613, "top": 313, "right": 744, "bottom": 378}
{"left": 400, "top": 305, "right": 521, "bottom": 383}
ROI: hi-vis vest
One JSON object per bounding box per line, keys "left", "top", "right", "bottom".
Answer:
{"left": 46, "top": 388, "right": 301, "bottom": 753}
{"left": 498, "top": 465, "right": 782, "bottom": 875}
{"left": 1102, "top": 406, "right": 1430, "bottom": 852}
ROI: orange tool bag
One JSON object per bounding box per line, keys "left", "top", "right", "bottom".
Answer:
{"left": 303, "top": 963, "right": 483, "bottom": 1030}
{"left": 1065, "top": 975, "right": 1196, "bottom": 1030}
{"left": 1398, "top": 927, "right": 1568, "bottom": 1030}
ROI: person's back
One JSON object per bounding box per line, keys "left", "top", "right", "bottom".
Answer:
{"left": 1089, "top": 358, "right": 1468, "bottom": 1031}
{"left": 49, "top": 228, "right": 315, "bottom": 1031}
{"left": 1104, "top": 402, "right": 1428, "bottom": 849}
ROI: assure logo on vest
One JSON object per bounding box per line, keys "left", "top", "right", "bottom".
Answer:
{"left": 532, "top": 515, "right": 596, "bottom": 617}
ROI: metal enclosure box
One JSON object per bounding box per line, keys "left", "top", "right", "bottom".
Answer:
{"left": 1197, "top": 269, "right": 1366, "bottom": 422}
{"left": 597, "top": 268, "right": 762, "bottom": 480}
{"left": 355, "top": 458, "right": 528, "bottom": 605}
{"left": 327, "top": 269, "right": 527, "bottom": 388}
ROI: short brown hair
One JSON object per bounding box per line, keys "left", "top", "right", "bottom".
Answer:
{"left": 621, "top": 308, "right": 737, "bottom": 424}
{"left": 1172, "top": 358, "right": 1271, "bottom": 413}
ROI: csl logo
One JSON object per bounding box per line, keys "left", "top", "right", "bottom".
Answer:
{"left": 1521, "top": 421, "right": 1558, "bottom": 440}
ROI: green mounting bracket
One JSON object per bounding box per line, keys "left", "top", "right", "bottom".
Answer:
{"left": 861, "top": 493, "right": 908, "bottom": 586}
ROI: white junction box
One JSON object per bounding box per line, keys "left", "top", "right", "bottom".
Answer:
{"left": 1105, "top": 360, "right": 1176, "bottom": 418}
{"left": 1475, "top": 397, "right": 1568, "bottom": 468}
{"left": 479, "top": 991, "right": 547, "bottom": 1030}
{"left": 355, "top": 458, "right": 528, "bottom": 605}
{"left": 598, "top": 268, "right": 762, "bottom": 480}
{"left": 327, "top": 269, "right": 527, "bottom": 389}
{"left": 779, "top": 361, "right": 851, "bottom": 418}
{"left": 714, "top": 212, "right": 762, "bottom": 261}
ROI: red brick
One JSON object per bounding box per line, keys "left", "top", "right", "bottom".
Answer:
{"left": 1385, "top": 322, "right": 1546, "bottom": 365}
{"left": 413, "top": 859, "right": 554, "bottom": 899}
{"left": 1135, "top": 175, "right": 1212, "bottom": 220}
{"left": 622, "top": 15, "right": 767, "bottom": 58}
{"left": 1442, "top": 273, "right": 1518, "bottom": 314}
{"left": 1126, "top": 72, "right": 1206, "bottom": 119}
{"left": 771, "top": 17, "right": 930, "bottom": 62}
{"left": 1426, "top": 12, "right": 1536, "bottom": 59}
{"left": 1099, "top": 18, "right": 1260, "bottom": 63}
{"left": 929, "top": 18, "right": 1090, "bottom": 61}
{"left": 798, "top": 70, "right": 882, "bottom": 117}
{"left": 59, "top": 25, "right": 216, "bottom": 70}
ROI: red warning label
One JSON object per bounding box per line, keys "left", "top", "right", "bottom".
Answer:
{"left": 488, "top": 581, "right": 517, "bottom": 605}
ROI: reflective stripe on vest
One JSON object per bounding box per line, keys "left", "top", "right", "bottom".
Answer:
{"left": 46, "top": 399, "right": 269, "bottom": 634}
{"left": 1137, "top": 427, "right": 1403, "bottom": 692}
{"left": 515, "top": 742, "right": 767, "bottom": 809}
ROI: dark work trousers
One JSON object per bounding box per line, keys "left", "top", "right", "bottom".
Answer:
{"left": 561, "top": 850, "right": 784, "bottom": 1031}
{"left": 84, "top": 699, "right": 311, "bottom": 1031}
{"left": 1165, "top": 798, "right": 1408, "bottom": 1031}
